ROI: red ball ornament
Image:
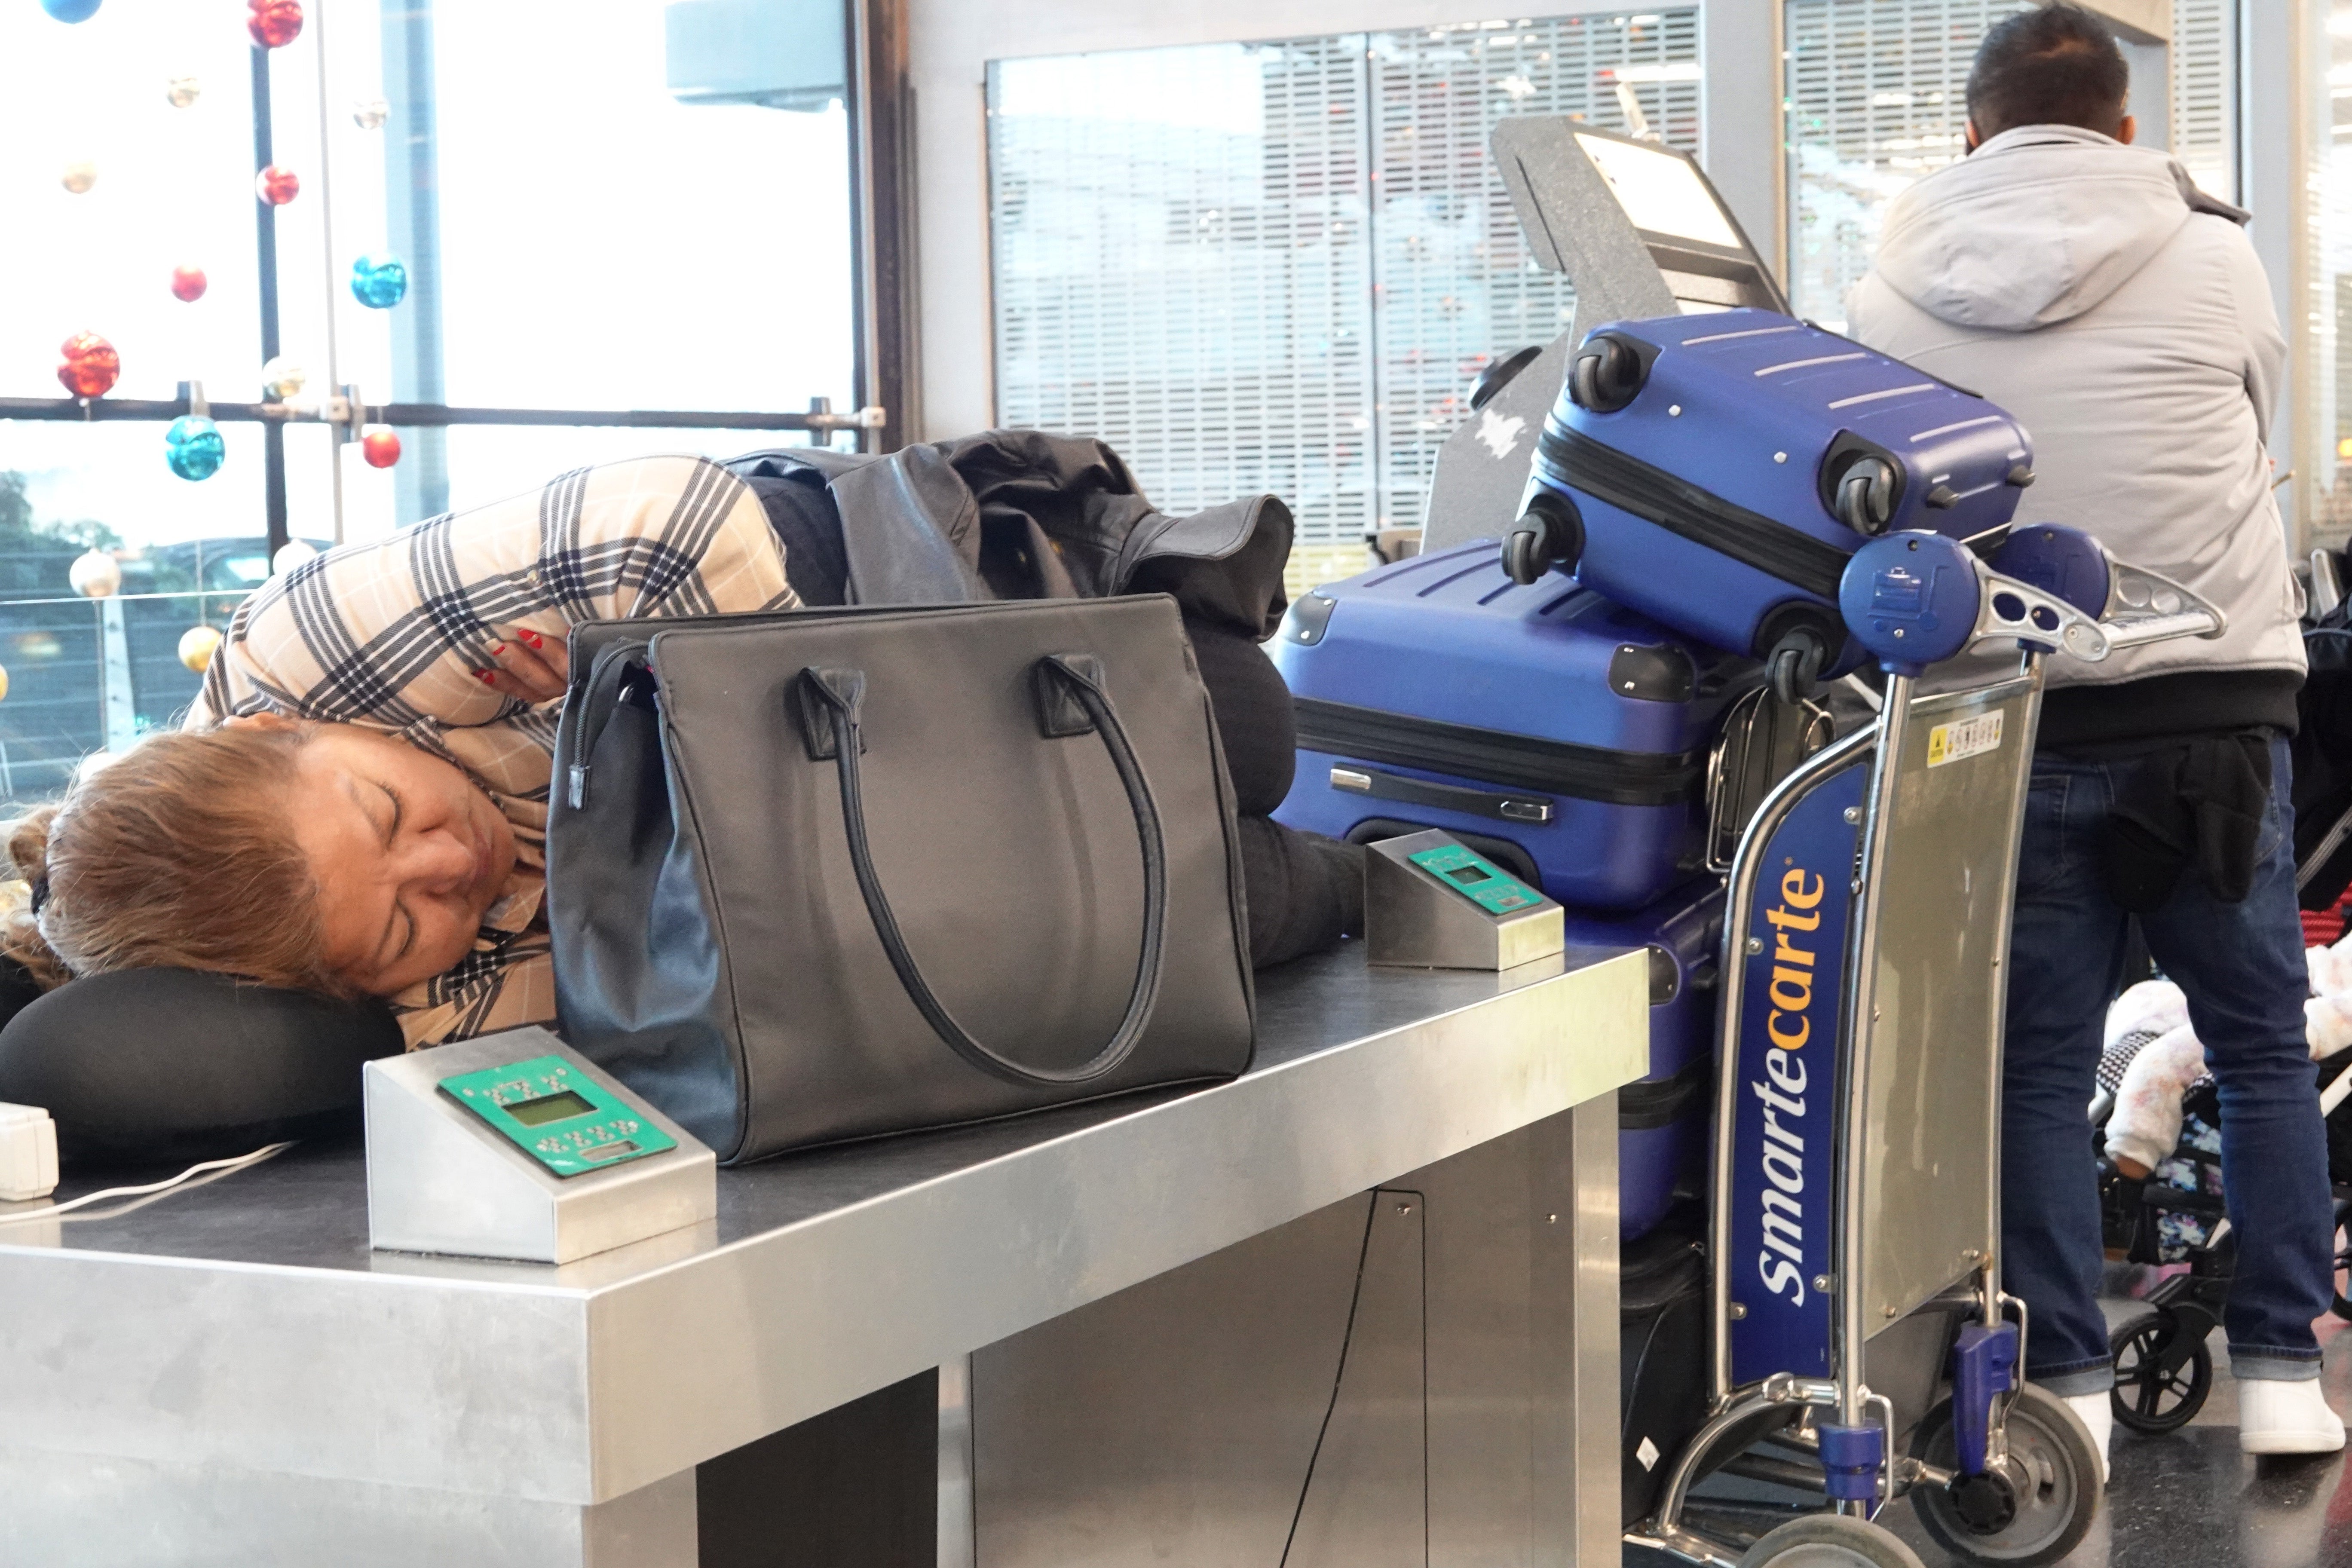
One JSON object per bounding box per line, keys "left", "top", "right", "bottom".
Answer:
{"left": 246, "top": 0, "right": 303, "bottom": 49}
{"left": 255, "top": 165, "right": 299, "bottom": 206}
{"left": 56, "top": 332, "right": 119, "bottom": 399}
{"left": 361, "top": 427, "right": 402, "bottom": 469}
{"left": 171, "top": 265, "right": 208, "bottom": 303}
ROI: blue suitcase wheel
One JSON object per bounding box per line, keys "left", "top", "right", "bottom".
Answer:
{"left": 1501, "top": 490, "right": 1584, "bottom": 585}
{"left": 1568, "top": 331, "right": 1653, "bottom": 413}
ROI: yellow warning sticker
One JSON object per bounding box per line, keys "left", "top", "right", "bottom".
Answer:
{"left": 1926, "top": 711, "right": 2003, "bottom": 768}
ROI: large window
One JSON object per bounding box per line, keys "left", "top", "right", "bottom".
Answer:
{"left": 1784, "top": 0, "right": 2237, "bottom": 327}
{"left": 987, "top": 10, "right": 1700, "bottom": 591}
{"left": 2308, "top": 0, "right": 2352, "bottom": 545}
{"left": 0, "top": 0, "right": 859, "bottom": 804}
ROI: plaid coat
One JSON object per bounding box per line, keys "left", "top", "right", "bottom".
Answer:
{"left": 189, "top": 454, "right": 799, "bottom": 1047}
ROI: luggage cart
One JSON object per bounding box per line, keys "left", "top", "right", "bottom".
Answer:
{"left": 1620, "top": 524, "right": 2226, "bottom": 1568}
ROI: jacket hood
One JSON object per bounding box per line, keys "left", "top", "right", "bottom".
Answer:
{"left": 1868, "top": 126, "right": 2209, "bottom": 332}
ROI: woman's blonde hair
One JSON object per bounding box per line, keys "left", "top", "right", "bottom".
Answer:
{"left": 0, "top": 724, "right": 339, "bottom": 995}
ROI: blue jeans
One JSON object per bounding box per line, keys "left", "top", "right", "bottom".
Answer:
{"left": 2004, "top": 735, "right": 2330, "bottom": 1393}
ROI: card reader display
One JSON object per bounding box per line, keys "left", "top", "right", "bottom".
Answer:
{"left": 1407, "top": 843, "right": 1544, "bottom": 916}
{"left": 438, "top": 1054, "right": 677, "bottom": 1178}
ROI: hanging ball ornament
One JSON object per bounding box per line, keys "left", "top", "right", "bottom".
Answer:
{"left": 361, "top": 426, "right": 402, "bottom": 469}
{"left": 352, "top": 97, "right": 389, "bottom": 131}
{"left": 69, "top": 550, "right": 122, "bottom": 600}
{"left": 272, "top": 540, "right": 319, "bottom": 577}
{"left": 349, "top": 252, "right": 408, "bottom": 310}
{"left": 40, "top": 0, "right": 102, "bottom": 22}
{"left": 166, "top": 75, "right": 201, "bottom": 108}
{"left": 60, "top": 160, "right": 97, "bottom": 195}
{"left": 56, "top": 333, "right": 119, "bottom": 398}
{"left": 171, "top": 264, "right": 208, "bottom": 303}
{"left": 0, "top": 665, "right": 12, "bottom": 702}
{"left": 176, "top": 625, "right": 223, "bottom": 674}
{"left": 245, "top": 0, "right": 303, "bottom": 49}
{"left": 255, "top": 164, "right": 299, "bottom": 206}
{"left": 259, "top": 356, "right": 305, "bottom": 401}
{"left": 165, "top": 416, "right": 226, "bottom": 481}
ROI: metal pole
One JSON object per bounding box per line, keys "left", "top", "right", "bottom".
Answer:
{"left": 251, "top": 43, "right": 290, "bottom": 556}
{"left": 314, "top": 0, "right": 345, "bottom": 544}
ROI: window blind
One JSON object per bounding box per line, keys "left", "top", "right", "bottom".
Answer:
{"left": 988, "top": 10, "right": 1700, "bottom": 586}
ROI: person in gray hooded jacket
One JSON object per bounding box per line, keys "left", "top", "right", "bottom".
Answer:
{"left": 1849, "top": 3, "right": 2342, "bottom": 1468}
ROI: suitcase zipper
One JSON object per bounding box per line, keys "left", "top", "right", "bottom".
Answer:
{"left": 1293, "top": 696, "right": 1703, "bottom": 806}
{"left": 1537, "top": 423, "right": 1849, "bottom": 599}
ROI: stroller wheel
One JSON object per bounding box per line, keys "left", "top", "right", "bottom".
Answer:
{"left": 2332, "top": 1227, "right": 2352, "bottom": 1321}
{"left": 1735, "top": 1513, "right": 1925, "bottom": 1568}
{"left": 2110, "top": 1311, "right": 2213, "bottom": 1433}
{"left": 1910, "top": 1383, "right": 2102, "bottom": 1566}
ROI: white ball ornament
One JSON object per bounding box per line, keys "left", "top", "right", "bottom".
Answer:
{"left": 272, "top": 540, "right": 320, "bottom": 576}
{"left": 260, "top": 356, "right": 306, "bottom": 401}
{"left": 177, "top": 624, "right": 223, "bottom": 672}
{"left": 352, "top": 97, "right": 389, "bottom": 130}
{"left": 60, "top": 160, "right": 98, "bottom": 195}
{"left": 166, "top": 75, "right": 202, "bottom": 108}
{"left": 69, "top": 549, "right": 121, "bottom": 599}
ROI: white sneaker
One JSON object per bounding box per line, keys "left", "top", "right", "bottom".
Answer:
{"left": 2239, "top": 1378, "right": 2347, "bottom": 1455}
{"left": 2064, "top": 1391, "right": 2113, "bottom": 1483}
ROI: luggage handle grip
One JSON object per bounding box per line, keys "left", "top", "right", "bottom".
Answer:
{"left": 796, "top": 656, "right": 1170, "bottom": 1088}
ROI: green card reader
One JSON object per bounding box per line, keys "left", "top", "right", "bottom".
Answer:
{"left": 365, "top": 1026, "right": 715, "bottom": 1265}
{"left": 1405, "top": 842, "right": 1547, "bottom": 916}
{"left": 1366, "top": 829, "right": 1565, "bottom": 970}
{"left": 438, "top": 1054, "right": 678, "bottom": 1179}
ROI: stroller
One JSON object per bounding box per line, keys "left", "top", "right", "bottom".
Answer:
{"left": 2094, "top": 1043, "right": 2352, "bottom": 1432}
{"left": 2095, "top": 567, "right": 2352, "bottom": 1433}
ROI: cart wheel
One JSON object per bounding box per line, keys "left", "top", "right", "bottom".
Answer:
{"left": 1735, "top": 1513, "right": 1926, "bottom": 1568}
{"left": 1910, "top": 1383, "right": 2101, "bottom": 1567}
{"left": 2110, "top": 1311, "right": 2213, "bottom": 1432}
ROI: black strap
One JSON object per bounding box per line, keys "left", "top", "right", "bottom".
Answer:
{"left": 800, "top": 655, "right": 1170, "bottom": 1088}
{"left": 1293, "top": 696, "right": 1702, "bottom": 806}
{"left": 1536, "top": 423, "right": 1849, "bottom": 599}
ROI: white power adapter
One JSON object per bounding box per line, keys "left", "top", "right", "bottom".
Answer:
{"left": 0, "top": 1102, "right": 60, "bottom": 1203}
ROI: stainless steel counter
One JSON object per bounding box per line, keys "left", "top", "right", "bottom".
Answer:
{"left": 0, "top": 943, "right": 1648, "bottom": 1567}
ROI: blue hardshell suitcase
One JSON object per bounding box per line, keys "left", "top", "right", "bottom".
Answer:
{"left": 1516, "top": 307, "right": 2034, "bottom": 686}
{"left": 1268, "top": 542, "right": 1755, "bottom": 910}
{"left": 1581, "top": 881, "right": 1721, "bottom": 1241}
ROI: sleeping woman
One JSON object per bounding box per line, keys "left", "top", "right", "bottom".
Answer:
{"left": 0, "top": 453, "right": 1357, "bottom": 1049}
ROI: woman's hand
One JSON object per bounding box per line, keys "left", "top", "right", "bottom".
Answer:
{"left": 475, "top": 628, "right": 570, "bottom": 703}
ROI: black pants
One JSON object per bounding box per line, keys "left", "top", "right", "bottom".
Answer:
{"left": 757, "top": 474, "right": 1360, "bottom": 966}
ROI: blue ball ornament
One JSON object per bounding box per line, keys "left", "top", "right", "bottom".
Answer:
{"left": 165, "top": 416, "right": 226, "bottom": 482}
{"left": 41, "top": 0, "right": 103, "bottom": 21}
{"left": 349, "top": 252, "right": 408, "bottom": 309}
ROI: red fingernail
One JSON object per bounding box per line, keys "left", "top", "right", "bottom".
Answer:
{"left": 487, "top": 641, "right": 505, "bottom": 655}
{"left": 517, "top": 628, "right": 542, "bottom": 649}
{"left": 474, "top": 669, "right": 496, "bottom": 684}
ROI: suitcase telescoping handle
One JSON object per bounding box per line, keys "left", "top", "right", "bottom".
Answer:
{"left": 795, "top": 655, "right": 1171, "bottom": 1088}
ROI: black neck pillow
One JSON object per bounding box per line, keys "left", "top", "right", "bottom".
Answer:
{"left": 0, "top": 965, "right": 404, "bottom": 1165}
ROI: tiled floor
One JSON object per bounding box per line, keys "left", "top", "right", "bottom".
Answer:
{"left": 1639, "top": 1302, "right": 2352, "bottom": 1567}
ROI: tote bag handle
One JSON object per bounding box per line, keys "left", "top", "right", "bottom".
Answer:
{"left": 796, "top": 653, "right": 1170, "bottom": 1087}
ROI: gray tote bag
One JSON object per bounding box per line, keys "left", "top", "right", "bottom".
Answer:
{"left": 546, "top": 596, "right": 1256, "bottom": 1163}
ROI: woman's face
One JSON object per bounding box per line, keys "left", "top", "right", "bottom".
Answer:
{"left": 251, "top": 720, "right": 518, "bottom": 995}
